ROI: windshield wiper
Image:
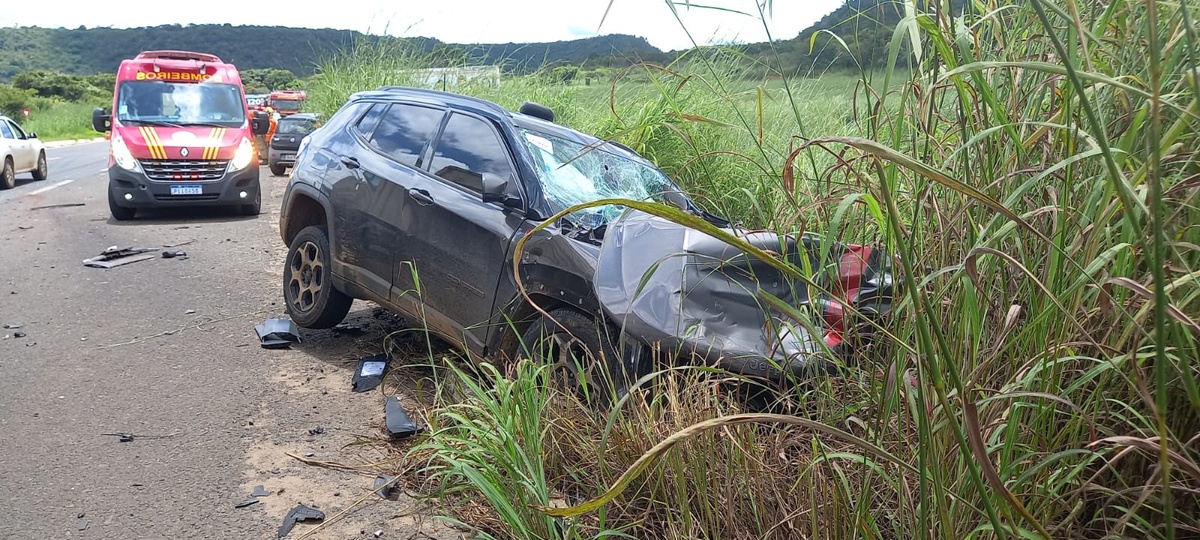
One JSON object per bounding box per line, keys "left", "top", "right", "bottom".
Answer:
{"left": 122, "top": 119, "right": 182, "bottom": 127}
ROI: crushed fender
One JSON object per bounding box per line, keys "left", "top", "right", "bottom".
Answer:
{"left": 593, "top": 210, "right": 895, "bottom": 382}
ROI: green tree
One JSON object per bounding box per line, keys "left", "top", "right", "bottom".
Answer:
{"left": 12, "top": 70, "right": 91, "bottom": 101}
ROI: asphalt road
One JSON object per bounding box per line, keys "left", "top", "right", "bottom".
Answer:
{"left": 0, "top": 142, "right": 458, "bottom": 539}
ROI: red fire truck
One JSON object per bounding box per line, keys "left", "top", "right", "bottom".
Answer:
{"left": 267, "top": 90, "right": 306, "bottom": 116}
{"left": 92, "top": 50, "right": 270, "bottom": 220}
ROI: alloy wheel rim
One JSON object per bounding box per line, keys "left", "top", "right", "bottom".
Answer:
{"left": 287, "top": 241, "right": 324, "bottom": 312}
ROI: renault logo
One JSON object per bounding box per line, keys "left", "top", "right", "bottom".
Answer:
{"left": 180, "top": 147, "right": 190, "bottom": 157}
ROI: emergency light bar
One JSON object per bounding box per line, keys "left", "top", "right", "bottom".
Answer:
{"left": 136, "top": 50, "right": 223, "bottom": 63}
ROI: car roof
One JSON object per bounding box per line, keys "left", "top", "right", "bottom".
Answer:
{"left": 351, "top": 86, "right": 652, "bottom": 166}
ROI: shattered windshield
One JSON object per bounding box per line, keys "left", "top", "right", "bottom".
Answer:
{"left": 519, "top": 128, "right": 681, "bottom": 228}
{"left": 117, "top": 81, "right": 246, "bottom": 127}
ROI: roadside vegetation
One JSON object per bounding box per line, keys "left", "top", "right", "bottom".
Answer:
{"left": 0, "top": 71, "right": 113, "bottom": 140}
{"left": 0, "top": 67, "right": 303, "bottom": 141}
{"left": 309, "top": 0, "right": 1200, "bottom": 539}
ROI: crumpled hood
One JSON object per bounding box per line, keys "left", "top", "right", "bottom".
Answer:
{"left": 593, "top": 209, "right": 895, "bottom": 380}
{"left": 115, "top": 124, "right": 245, "bottom": 161}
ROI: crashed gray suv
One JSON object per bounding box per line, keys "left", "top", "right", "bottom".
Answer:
{"left": 277, "top": 86, "right": 893, "bottom": 399}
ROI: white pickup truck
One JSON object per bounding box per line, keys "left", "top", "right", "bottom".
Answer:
{"left": 0, "top": 115, "right": 48, "bottom": 189}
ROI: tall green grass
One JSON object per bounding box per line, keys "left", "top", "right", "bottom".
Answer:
{"left": 321, "top": 0, "right": 1199, "bottom": 538}
{"left": 22, "top": 101, "right": 101, "bottom": 141}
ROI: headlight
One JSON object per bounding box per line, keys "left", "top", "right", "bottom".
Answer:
{"left": 111, "top": 134, "right": 140, "bottom": 172}
{"left": 229, "top": 137, "right": 254, "bottom": 171}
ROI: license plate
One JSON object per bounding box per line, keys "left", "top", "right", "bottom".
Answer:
{"left": 170, "top": 185, "right": 203, "bottom": 196}
{"left": 282, "top": 154, "right": 295, "bottom": 160}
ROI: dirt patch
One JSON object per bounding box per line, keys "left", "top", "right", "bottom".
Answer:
{"left": 237, "top": 301, "right": 464, "bottom": 539}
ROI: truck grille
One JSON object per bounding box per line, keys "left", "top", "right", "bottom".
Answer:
{"left": 139, "top": 159, "right": 229, "bottom": 181}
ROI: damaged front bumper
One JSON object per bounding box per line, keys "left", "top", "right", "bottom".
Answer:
{"left": 593, "top": 210, "right": 895, "bottom": 382}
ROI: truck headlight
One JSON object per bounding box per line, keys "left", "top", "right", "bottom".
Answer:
{"left": 229, "top": 137, "right": 254, "bottom": 171}
{"left": 111, "top": 134, "right": 140, "bottom": 172}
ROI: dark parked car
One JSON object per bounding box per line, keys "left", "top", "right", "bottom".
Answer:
{"left": 277, "top": 87, "right": 893, "bottom": 400}
{"left": 268, "top": 113, "right": 321, "bottom": 176}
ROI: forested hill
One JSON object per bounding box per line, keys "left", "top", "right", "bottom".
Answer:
{"left": 0, "top": 1, "right": 956, "bottom": 81}
{"left": 0, "top": 25, "right": 666, "bottom": 81}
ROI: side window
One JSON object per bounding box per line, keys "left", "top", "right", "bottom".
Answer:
{"left": 428, "top": 113, "right": 516, "bottom": 193}
{"left": 353, "top": 103, "right": 386, "bottom": 139}
{"left": 367, "top": 104, "right": 444, "bottom": 168}
{"left": 0, "top": 121, "right": 12, "bottom": 139}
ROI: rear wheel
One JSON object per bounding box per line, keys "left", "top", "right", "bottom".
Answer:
{"left": 0, "top": 158, "right": 14, "bottom": 190}
{"left": 284, "top": 225, "right": 353, "bottom": 328}
{"left": 269, "top": 164, "right": 286, "bottom": 176}
{"left": 519, "top": 308, "right": 637, "bottom": 408}
{"left": 108, "top": 188, "right": 136, "bottom": 220}
{"left": 31, "top": 152, "right": 47, "bottom": 181}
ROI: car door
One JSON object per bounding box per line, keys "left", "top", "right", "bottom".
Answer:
{"left": 4, "top": 120, "right": 35, "bottom": 171}
{"left": 0, "top": 120, "right": 28, "bottom": 172}
{"left": 399, "top": 111, "right": 526, "bottom": 353}
{"left": 325, "top": 102, "right": 386, "bottom": 296}
{"left": 329, "top": 101, "right": 447, "bottom": 307}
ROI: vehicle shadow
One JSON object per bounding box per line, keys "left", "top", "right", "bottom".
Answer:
{"left": 105, "top": 206, "right": 261, "bottom": 226}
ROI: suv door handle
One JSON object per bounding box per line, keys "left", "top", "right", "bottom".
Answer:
{"left": 340, "top": 156, "right": 360, "bottom": 169}
{"left": 407, "top": 188, "right": 434, "bottom": 206}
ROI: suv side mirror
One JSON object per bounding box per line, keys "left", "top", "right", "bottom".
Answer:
{"left": 251, "top": 111, "right": 270, "bottom": 135}
{"left": 92, "top": 107, "right": 111, "bottom": 133}
{"left": 482, "top": 173, "right": 521, "bottom": 209}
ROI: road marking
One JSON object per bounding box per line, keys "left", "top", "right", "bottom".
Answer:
{"left": 28, "top": 180, "right": 73, "bottom": 195}
{"left": 98, "top": 168, "right": 108, "bottom": 173}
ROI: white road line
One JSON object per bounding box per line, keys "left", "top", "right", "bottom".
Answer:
{"left": 98, "top": 168, "right": 108, "bottom": 173}
{"left": 28, "top": 180, "right": 73, "bottom": 196}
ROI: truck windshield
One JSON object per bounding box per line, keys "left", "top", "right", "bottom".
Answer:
{"left": 271, "top": 100, "right": 303, "bottom": 112}
{"left": 116, "top": 81, "right": 247, "bottom": 128}
{"left": 518, "top": 128, "right": 688, "bottom": 229}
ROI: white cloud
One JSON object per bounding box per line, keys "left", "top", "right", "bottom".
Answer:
{"left": 0, "top": 0, "right": 842, "bottom": 52}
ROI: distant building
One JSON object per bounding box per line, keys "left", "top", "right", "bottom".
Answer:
{"left": 394, "top": 66, "right": 501, "bottom": 90}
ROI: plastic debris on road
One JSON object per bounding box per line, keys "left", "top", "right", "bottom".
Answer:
{"left": 255, "top": 318, "right": 301, "bottom": 349}
{"left": 351, "top": 353, "right": 390, "bottom": 392}
{"left": 385, "top": 396, "right": 423, "bottom": 439}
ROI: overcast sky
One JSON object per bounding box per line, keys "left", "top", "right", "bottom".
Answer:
{"left": 0, "top": 0, "right": 842, "bottom": 52}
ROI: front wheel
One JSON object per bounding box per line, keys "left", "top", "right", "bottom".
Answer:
{"left": 283, "top": 225, "right": 353, "bottom": 328}
{"left": 519, "top": 308, "right": 637, "bottom": 408}
{"left": 108, "top": 187, "right": 136, "bottom": 220}
{"left": 269, "top": 164, "right": 286, "bottom": 176}
{"left": 31, "top": 152, "right": 47, "bottom": 181}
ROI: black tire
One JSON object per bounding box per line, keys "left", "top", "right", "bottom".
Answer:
{"left": 108, "top": 186, "right": 136, "bottom": 220}
{"left": 269, "top": 164, "right": 286, "bottom": 176}
{"left": 284, "top": 225, "right": 352, "bottom": 329}
{"left": 0, "top": 158, "right": 14, "bottom": 190}
{"left": 31, "top": 152, "right": 47, "bottom": 181}
{"left": 518, "top": 307, "right": 636, "bottom": 408}
{"left": 240, "top": 180, "right": 262, "bottom": 216}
